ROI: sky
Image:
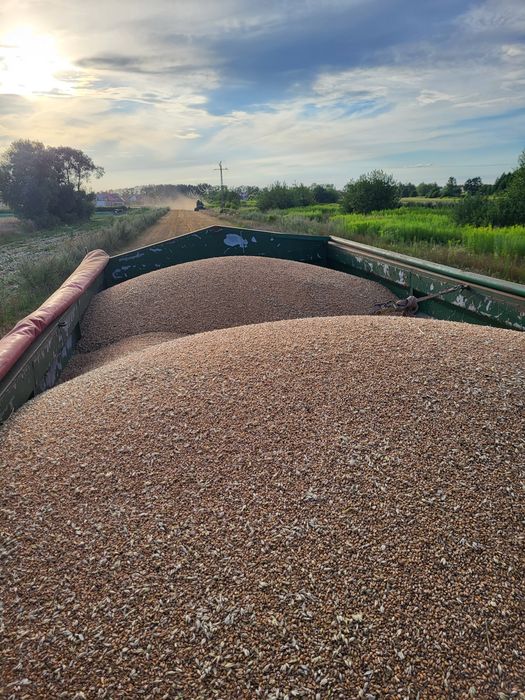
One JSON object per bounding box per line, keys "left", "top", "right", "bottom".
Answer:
{"left": 0, "top": 0, "right": 524, "bottom": 190}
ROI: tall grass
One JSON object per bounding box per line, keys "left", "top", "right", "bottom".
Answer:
{"left": 332, "top": 208, "right": 462, "bottom": 245}
{"left": 218, "top": 205, "right": 525, "bottom": 283}
{"left": 0, "top": 217, "right": 30, "bottom": 244}
{"left": 332, "top": 209, "right": 525, "bottom": 258}
{"left": 462, "top": 226, "right": 525, "bottom": 257}
{"left": 0, "top": 208, "right": 168, "bottom": 334}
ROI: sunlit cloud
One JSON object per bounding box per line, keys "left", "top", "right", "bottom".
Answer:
{"left": 0, "top": 27, "right": 81, "bottom": 96}
{"left": 0, "top": 0, "right": 523, "bottom": 187}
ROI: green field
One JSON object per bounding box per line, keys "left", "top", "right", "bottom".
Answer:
{"left": 221, "top": 204, "right": 525, "bottom": 283}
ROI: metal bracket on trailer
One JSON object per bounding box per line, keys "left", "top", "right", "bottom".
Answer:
{"left": 373, "top": 284, "right": 469, "bottom": 316}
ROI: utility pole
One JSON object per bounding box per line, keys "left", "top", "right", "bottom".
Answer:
{"left": 214, "top": 161, "right": 228, "bottom": 209}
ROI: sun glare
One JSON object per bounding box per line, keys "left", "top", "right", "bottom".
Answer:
{"left": 0, "top": 27, "right": 73, "bottom": 96}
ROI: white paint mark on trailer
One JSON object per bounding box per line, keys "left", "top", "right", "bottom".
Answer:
{"left": 119, "top": 251, "right": 144, "bottom": 261}
{"left": 224, "top": 233, "right": 248, "bottom": 249}
{"left": 398, "top": 270, "right": 407, "bottom": 285}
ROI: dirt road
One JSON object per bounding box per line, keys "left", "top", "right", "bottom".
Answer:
{"left": 130, "top": 207, "right": 222, "bottom": 249}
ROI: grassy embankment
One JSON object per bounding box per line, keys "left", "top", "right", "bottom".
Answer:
{"left": 218, "top": 203, "right": 525, "bottom": 283}
{"left": 0, "top": 208, "right": 168, "bottom": 335}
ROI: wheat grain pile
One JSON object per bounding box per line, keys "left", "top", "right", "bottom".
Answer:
{"left": 1, "top": 316, "right": 523, "bottom": 699}
{"left": 77, "top": 256, "right": 395, "bottom": 352}
{"left": 60, "top": 332, "right": 186, "bottom": 381}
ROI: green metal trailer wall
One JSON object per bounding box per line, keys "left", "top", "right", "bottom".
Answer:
{"left": 1, "top": 225, "right": 524, "bottom": 423}
{"left": 104, "top": 226, "right": 327, "bottom": 286}
{"left": 327, "top": 237, "right": 525, "bottom": 330}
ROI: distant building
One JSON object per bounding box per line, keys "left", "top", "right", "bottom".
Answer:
{"left": 95, "top": 192, "right": 126, "bottom": 208}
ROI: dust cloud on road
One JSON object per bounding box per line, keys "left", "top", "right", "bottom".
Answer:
{"left": 130, "top": 203, "right": 222, "bottom": 248}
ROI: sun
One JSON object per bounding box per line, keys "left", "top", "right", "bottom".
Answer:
{"left": 0, "top": 28, "right": 73, "bottom": 96}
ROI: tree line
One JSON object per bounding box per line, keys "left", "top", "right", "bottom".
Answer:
{"left": 116, "top": 174, "right": 516, "bottom": 211}
{"left": 1, "top": 138, "right": 523, "bottom": 228}
{"left": 250, "top": 170, "right": 518, "bottom": 213}
{"left": 226, "top": 153, "right": 524, "bottom": 226}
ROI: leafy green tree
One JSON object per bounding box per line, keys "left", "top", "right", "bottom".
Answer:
{"left": 311, "top": 183, "right": 339, "bottom": 204}
{"left": 257, "top": 183, "right": 291, "bottom": 211}
{"left": 397, "top": 182, "right": 417, "bottom": 197}
{"left": 493, "top": 172, "right": 512, "bottom": 192}
{"left": 205, "top": 186, "right": 241, "bottom": 208}
{"left": 0, "top": 140, "right": 103, "bottom": 227}
{"left": 442, "top": 176, "right": 461, "bottom": 197}
{"left": 52, "top": 146, "right": 104, "bottom": 191}
{"left": 416, "top": 182, "right": 441, "bottom": 198}
{"left": 453, "top": 195, "right": 490, "bottom": 226}
{"left": 292, "top": 184, "right": 314, "bottom": 207}
{"left": 256, "top": 182, "right": 313, "bottom": 211}
{"left": 233, "top": 185, "right": 260, "bottom": 199}
{"left": 454, "top": 149, "right": 525, "bottom": 226}
{"left": 341, "top": 170, "right": 400, "bottom": 214}
{"left": 222, "top": 189, "right": 241, "bottom": 208}
{"left": 463, "top": 177, "right": 483, "bottom": 195}
{"left": 502, "top": 152, "right": 525, "bottom": 221}
{"left": 0, "top": 141, "right": 54, "bottom": 225}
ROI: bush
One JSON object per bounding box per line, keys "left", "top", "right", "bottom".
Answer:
{"left": 341, "top": 170, "right": 400, "bottom": 214}
{"left": 453, "top": 195, "right": 491, "bottom": 226}
{"left": 454, "top": 151, "right": 525, "bottom": 227}
{"left": 257, "top": 183, "right": 314, "bottom": 211}
{"left": 205, "top": 187, "right": 241, "bottom": 209}
{"left": 416, "top": 182, "right": 442, "bottom": 198}
{"left": 222, "top": 190, "right": 242, "bottom": 208}
{"left": 91, "top": 205, "right": 128, "bottom": 213}
{"left": 311, "top": 184, "right": 340, "bottom": 204}
{"left": 397, "top": 182, "right": 418, "bottom": 197}
{"left": 454, "top": 191, "right": 525, "bottom": 228}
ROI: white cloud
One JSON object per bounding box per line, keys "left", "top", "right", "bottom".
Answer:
{"left": 0, "top": 0, "right": 523, "bottom": 187}
{"left": 502, "top": 44, "right": 525, "bottom": 58}
{"left": 417, "top": 90, "right": 454, "bottom": 106}
{"left": 458, "top": 0, "right": 525, "bottom": 35}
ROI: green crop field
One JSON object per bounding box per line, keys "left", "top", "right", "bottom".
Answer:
{"left": 221, "top": 204, "right": 525, "bottom": 283}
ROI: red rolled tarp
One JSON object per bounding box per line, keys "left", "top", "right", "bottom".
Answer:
{"left": 0, "top": 249, "right": 109, "bottom": 383}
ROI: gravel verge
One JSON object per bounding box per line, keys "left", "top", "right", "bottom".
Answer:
{"left": 1, "top": 315, "right": 523, "bottom": 698}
